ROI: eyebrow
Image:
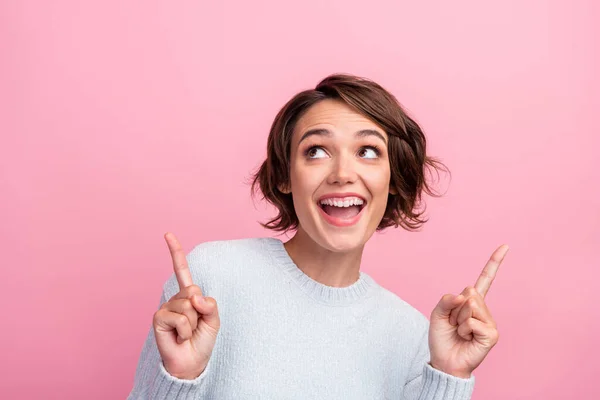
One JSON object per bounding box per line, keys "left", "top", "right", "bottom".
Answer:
{"left": 298, "top": 128, "right": 387, "bottom": 145}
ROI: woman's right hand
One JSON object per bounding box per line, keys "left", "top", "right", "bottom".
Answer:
{"left": 152, "top": 232, "right": 221, "bottom": 380}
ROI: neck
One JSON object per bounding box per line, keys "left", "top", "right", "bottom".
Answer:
{"left": 283, "top": 228, "right": 363, "bottom": 288}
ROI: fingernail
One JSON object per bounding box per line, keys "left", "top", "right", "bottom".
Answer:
{"left": 194, "top": 295, "right": 205, "bottom": 304}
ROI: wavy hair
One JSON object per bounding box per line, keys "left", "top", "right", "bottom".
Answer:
{"left": 251, "top": 73, "right": 449, "bottom": 232}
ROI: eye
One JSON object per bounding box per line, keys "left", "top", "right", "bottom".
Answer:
{"left": 306, "top": 146, "right": 328, "bottom": 159}
{"left": 358, "top": 146, "right": 380, "bottom": 159}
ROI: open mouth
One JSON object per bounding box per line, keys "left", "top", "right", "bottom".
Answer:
{"left": 317, "top": 196, "right": 366, "bottom": 222}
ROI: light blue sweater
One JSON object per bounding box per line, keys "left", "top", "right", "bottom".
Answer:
{"left": 128, "top": 237, "right": 476, "bottom": 399}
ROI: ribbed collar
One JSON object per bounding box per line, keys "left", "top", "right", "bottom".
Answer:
{"left": 264, "top": 237, "right": 378, "bottom": 306}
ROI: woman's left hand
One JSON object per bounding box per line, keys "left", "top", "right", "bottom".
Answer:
{"left": 428, "top": 245, "right": 509, "bottom": 378}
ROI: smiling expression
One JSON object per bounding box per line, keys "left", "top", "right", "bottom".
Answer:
{"left": 284, "top": 98, "right": 394, "bottom": 252}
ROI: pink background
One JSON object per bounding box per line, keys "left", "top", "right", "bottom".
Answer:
{"left": 2, "top": 1, "right": 598, "bottom": 399}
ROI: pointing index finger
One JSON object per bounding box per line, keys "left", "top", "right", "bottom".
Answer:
{"left": 475, "top": 244, "right": 509, "bottom": 298}
{"left": 165, "top": 232, "right": 193, "bottom": 289}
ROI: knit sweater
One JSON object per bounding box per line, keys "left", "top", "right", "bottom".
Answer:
{"left": 128, "top": 237, "right": 476, "bottom": 399}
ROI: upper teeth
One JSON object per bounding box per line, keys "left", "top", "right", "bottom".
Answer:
{"left": 319, "top": 197, "right": 365, "bottom": 207}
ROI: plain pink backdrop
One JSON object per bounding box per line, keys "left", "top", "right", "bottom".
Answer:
{"left": 1, "top": 1, "right": 598, "bottom": 399}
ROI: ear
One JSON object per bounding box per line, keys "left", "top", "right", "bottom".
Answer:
{"left": 278, "top": 182, "right": 291, "bottom": 194}
{"left": 389, "top": 185, "right": 398, "bottom": 195}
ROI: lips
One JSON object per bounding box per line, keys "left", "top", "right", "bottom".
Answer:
{"left": 317, "top": 192, "right": 366, "bottom": 205}
{"left": 316, "top": 192, "right": 367, "bottom": 227}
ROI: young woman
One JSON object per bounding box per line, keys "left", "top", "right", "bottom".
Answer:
{"left": 128, "top": 74, "right": 508, "bottom": 400}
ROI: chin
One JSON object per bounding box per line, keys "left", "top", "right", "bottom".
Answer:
{"left": 317, "top": 233, "right": 366, "bottom": 253}
{"left": 296, "top": 202, "right": 381, "bottom": 253}
{"left": 311, "top": 215, "right": 374, "bottom": 254}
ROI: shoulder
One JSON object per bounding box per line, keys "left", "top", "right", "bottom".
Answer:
{"left": 372, "top": 283, "right": 430, "bottom": 333}
{"left": 162, "top": 237, "right": 275, "bottom": 298}
{"left": 188, "top": 236, "right": 272, "bottom": 263}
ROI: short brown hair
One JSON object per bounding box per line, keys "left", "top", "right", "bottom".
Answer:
{"left": 251, "top": 73, "right": 449, "bottom": 232}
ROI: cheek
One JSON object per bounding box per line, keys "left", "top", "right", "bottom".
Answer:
{"left": 291, "top": 160, "right": 327, "bottom": 187}
{"left": 363, "top": 167, "right": 391, "bottom": 195}
{"left": 290, "top": 163, "right": 321, "bottom": 200}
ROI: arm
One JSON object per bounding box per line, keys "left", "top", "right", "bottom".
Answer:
{"left": 402, "top": 327, "right": 475, "bottom": 400}
{"left": 404, "top": 244, "right": 508, "bottom": 399}
{"left": 127, "top": 287, "right": 214, "bottom": 400}
{"left": 127, "top": 235, "right": 221, "bottom": 399}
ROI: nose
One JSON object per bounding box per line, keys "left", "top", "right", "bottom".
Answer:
{"left": 327, "top": 153, "right": 358, "bottom": 185}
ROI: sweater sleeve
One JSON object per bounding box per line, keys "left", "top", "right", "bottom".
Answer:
{"left": 402, "top": 325, "right": 476, "bottom": 400}
{"left": 127, "top": 286, "right": 213, "bottom": 400}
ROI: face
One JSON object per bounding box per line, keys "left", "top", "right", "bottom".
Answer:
{"left": 284, "top": 99, "right": 393, "bottom": 253}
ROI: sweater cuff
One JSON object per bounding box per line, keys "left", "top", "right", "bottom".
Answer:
{"left": 150, "top": 360, "right": 211, "bottom": 399}
{"left": 418, "top": 363, "right": 475, "bottom": 400}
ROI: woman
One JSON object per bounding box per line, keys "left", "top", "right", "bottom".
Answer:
{"left": 128, "top": 73, "right": 508, "bottom": 399}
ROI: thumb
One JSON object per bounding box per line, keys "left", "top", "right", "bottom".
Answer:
{"left": 192, "top": 295, "right": 221, "bottom": 331}
{"left": 431, "top": 294, "right": 465, "bottom": 320}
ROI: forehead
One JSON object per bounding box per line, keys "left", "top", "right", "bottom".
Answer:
{"left": 294, "top": 99, "right": 385, "bottom": 138}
